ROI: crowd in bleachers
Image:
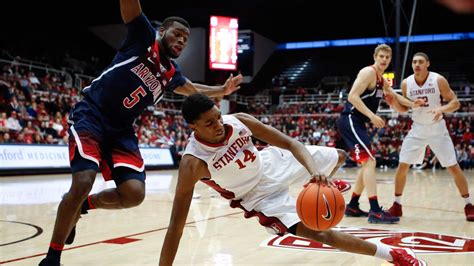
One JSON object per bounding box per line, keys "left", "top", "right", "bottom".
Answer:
{"left": 0, "top": 60, "right": 472, "bottom": 169}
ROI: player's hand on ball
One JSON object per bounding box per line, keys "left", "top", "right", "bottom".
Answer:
{"left": 304, "top": 174, "right": 328, "bottom": 187}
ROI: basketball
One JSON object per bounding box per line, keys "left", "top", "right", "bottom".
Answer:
{"left": 296, "top": 182, "right": 345, "bottom": 231}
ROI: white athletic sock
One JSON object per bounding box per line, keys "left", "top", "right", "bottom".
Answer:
{"left": 394, "top": 196, "right": 402, "bottom": 204}
{"left": 463, "top": 196, "right": 472, "bottom": 205}
{"left": 374, "top": 243, "right": 393, "bottom": 261}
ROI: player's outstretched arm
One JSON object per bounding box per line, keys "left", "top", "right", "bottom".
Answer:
{"left": 159, "top": 155, "right": 208, "bottom": 266}
{"left": 233, "top": 113, "right": 326, "bottom": 181}
{"left": 120, "top": 0, "right": 142, "bottom": 24}
{"left": 174, "top": 74, "right": 243, "bottom": 97}
{"left": 386, "top": 79, "right": 423, "bottom": 112}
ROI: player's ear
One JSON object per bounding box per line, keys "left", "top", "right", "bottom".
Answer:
{"left": 158, "top": 27, "right": 166, "bottom": 37}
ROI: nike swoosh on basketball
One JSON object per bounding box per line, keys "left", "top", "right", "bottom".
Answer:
{"left": 322, "top": 194, "right": 332, "bottom": 220}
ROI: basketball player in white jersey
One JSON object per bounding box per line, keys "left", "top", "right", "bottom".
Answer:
{"left": 159, "top": 93, "right": 426, "bottom": 265}
{"left": 387, "top": 52, "right": 474, "bottom": 221}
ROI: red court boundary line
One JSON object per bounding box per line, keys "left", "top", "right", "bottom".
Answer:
{"left": 0, "top": 211, "right": 242, "bottom": 264}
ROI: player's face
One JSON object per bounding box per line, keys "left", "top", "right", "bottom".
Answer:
{"left": 373, "top": 50, "right": 392, "bottom": 70}
{"left": 160, "top": 22, "right": 190, "bottom": 59}
{"left": 191, "top": 106, "right": 226, "bottom": 143}
{"left": 412, "top": 56, "right": 430, "bottom": 74}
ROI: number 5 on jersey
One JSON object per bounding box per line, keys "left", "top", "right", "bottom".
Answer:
{"left": 123, "top": 86, "right": 147, "bottom": 109}
{"left": 235, "top": 149, "right": 256, "bottom": 169}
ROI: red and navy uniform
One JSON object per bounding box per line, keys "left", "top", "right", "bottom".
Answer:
{"left": 337, "top": 66, "right": 384, "bottom": 163}
{"left": 68, "top": 13, "right": 186, "bottom": 184}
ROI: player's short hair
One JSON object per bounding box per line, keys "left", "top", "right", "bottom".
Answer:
{"left": 161, "top": 16, "right": 190, "bottom": 29}
{"left": 374, "top": 44, "right": 392, "bottom": 56}
{"left": 413, "top": 52, "right": 430, "bottom": 62}
{"left": 182, "top": 93, "right": 215, "bottom": 124}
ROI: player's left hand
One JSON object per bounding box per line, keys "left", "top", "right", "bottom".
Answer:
{"left": 222, "top": 73, "right": 243, "bottom": 95}
{"left": 429, "top": 108, "right": 443, "bottom": 122}
{"left": 383, "top": 91, "right": 396, "bottom": 106}
{"left": 304, "top": 174, "right": 330, "bottom": 187}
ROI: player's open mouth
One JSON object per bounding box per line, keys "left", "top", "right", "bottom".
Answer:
{"left": 172, "top": 46, "right": 182, "bottom": 53}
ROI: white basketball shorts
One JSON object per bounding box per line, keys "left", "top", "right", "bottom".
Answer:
{"left": 238, "top": 145, "right": 339, "bottom": 234}
{"left": 399, "top": 119, "right": 457, "bottom": 167}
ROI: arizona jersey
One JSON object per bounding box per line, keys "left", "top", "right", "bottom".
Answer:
{"left": 82, "top": 13, "right": 186, "bottom": 128}
{"left": 342, "top": 66, "right": 384, "bottom": 122}
{"left": 183, "top": 115, "right": 262, "bottom": 200}
{"left": 406, "top": 72, "right": 442, "bottom": 125}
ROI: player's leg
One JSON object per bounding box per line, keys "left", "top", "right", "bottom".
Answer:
{"left": 292, "top": 223, "right": 426, "bottom": 265}
{"left": 339, "top": 115, "right": 389, "bottom": 221}
{"left": 88, "top": 170, "right": 146, "bottom": 209}
{"left": 445, "top": 164, "right": 473, "bottom": 221}
{"left": 446, "top": 164, "right": 470, "bottom": 197}
{"left": 82, "top": 132, "right": 146, "bottom": 211}
{"left": 388, "top": 126, "right": 426, "bottom": 217}
{"left": 429, "top": 127, "right": 473, "bottom": 221}
{"left": 387, "top": 162, "right": 410, "bottom": 216}
{"left": 40, "top": 169, "right": 97, "bottom": 266}
{"left": 40, "top": 118, "right": 102, "bottom": 265}
{"left": 357, "top": 157, "right": 400, "bottom": 223}
{"left": 336, "top": 115, "right": 370, "bottom": 216}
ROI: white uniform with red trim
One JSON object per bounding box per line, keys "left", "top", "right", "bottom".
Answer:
{"left": 399, "top": 72, "right": 457, "bottom": 167}
{"left": 183, "top": 115, "right": 339, "bottom": 235}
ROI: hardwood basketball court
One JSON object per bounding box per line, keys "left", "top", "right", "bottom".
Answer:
{"left": 1, "top": 168, "right": 473, "bottom": 265}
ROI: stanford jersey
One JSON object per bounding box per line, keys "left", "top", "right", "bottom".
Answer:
{"left": 82, "top": 13, "right": 186, "bottom": 128}
{"left": 405, "top": 72, "right": 442, "bottom": 125}
{"left": 183, "top": 115, "right": 262, "bottom": 200}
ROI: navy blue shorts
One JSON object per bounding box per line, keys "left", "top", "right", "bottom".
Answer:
{"left": 336, "top": 114, "right": 375, "bottom": 164}
{"left": 68, "top": 101, "right": 145, "bottom": 185}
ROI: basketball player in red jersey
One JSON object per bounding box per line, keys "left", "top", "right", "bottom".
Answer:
{"left": 159, "top": 93, "right": 426, "bottom": 266}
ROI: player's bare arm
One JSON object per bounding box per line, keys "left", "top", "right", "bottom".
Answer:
{"left": 348, "top": 67, "right": 385, "bottom": 128}
{"left": 120, "top": 0, "right": 142, "bottom": 24}
{"left": 174, "top": 74, "right": 243, "bottom": 97}
{"left": 233, "top": 113, "right": 324, "bottom": 181}
{"left": 159, "top": 155, "right": 209, "bottom": 266}
{"left": 429, "top": 75, "right": 461, "bottom": 121}
{"left": 384, "top": 81, "right": 423, "bottom": 112}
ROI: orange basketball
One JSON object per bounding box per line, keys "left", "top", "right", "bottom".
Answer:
{"left": 296, "top": 182, "right": 345, "bottom": 231}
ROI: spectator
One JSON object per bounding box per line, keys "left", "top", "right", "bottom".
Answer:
{"left": 6, "top": 110, "right": 22, "bottom": 132}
